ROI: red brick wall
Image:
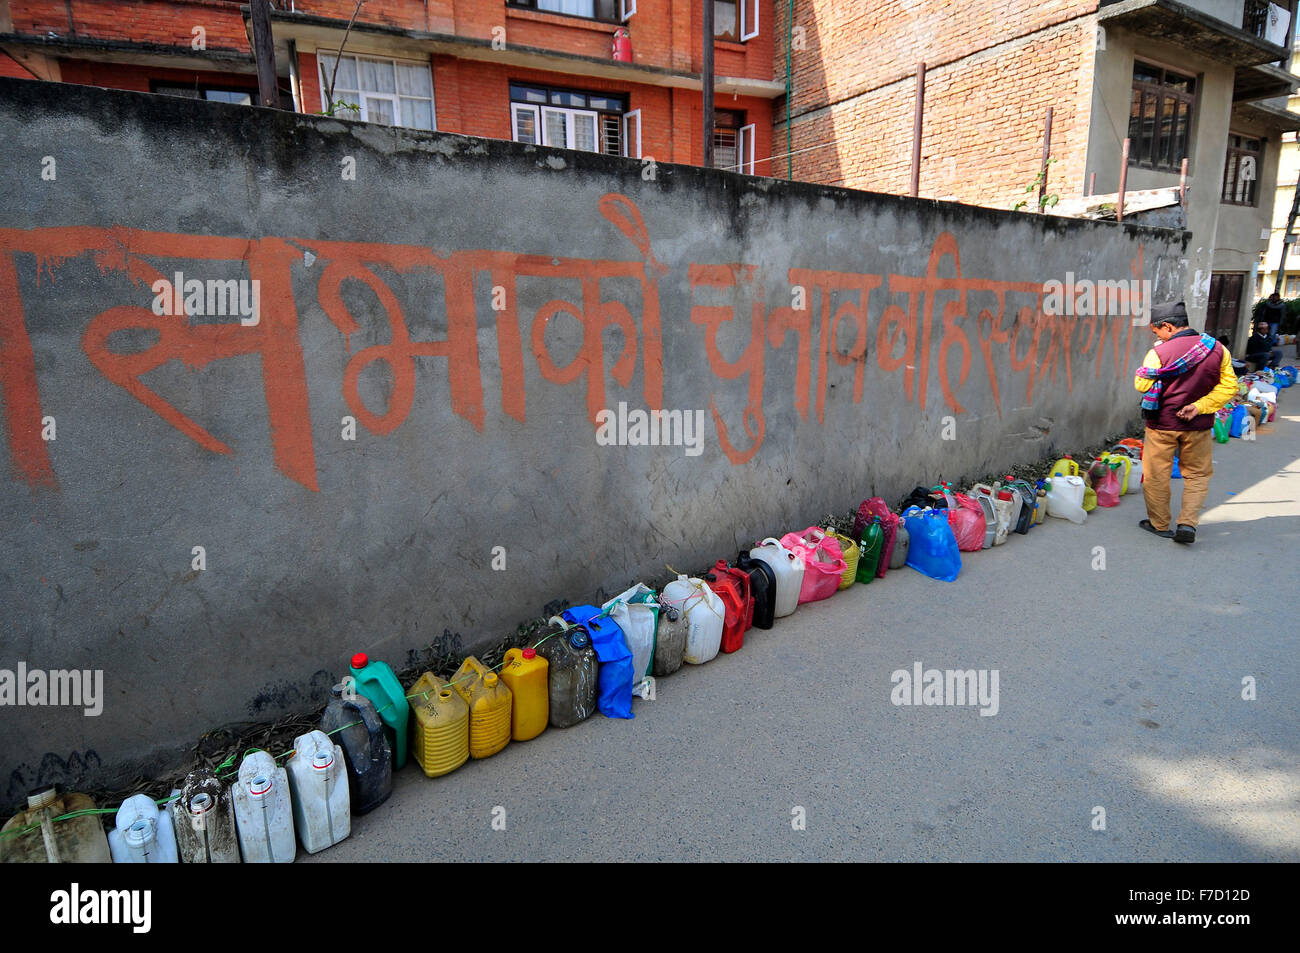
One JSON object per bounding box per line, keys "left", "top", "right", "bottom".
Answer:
{"left": 777, "top": 0, "right": 1097, "bottom": 206}
{"left": 11, "top": 0, "right": 250, "bottom": 51}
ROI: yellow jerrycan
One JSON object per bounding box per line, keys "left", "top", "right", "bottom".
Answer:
{"left": 500, "top": 648, "right": 549, "bottom": 742}
{"left": 409, "top": 672, "right": 470, "bottom": 778}
{"left": 452, "top": 656, "right": 512, "bottom": 759}
{"left": 1049, "top": 455, "right": 1080, "bottom": 479}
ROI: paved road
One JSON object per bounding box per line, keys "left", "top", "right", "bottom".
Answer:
{"left": 309, "top": 402, "right": 1300, "bottom": 862}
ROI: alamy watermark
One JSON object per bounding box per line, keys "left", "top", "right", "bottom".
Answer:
{"left": 1040, "top": 273, "right": 1151, "bottom": 326}
{"left": 595, "top": 402, "right": 706, "bottom": 456}
{"left": 0, "top": 663, "right": 103, "bottom": 716}
{"left": 890, "top": 661, "right": 999, "bottom": 716}
{"left": 151, "top": 271, "right": 260, "bottom": 326}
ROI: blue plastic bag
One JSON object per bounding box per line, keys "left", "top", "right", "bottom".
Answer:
{"left": 1229, "top": 404, "right": 1248, "bottom": 438}
{"left": 1172, "top": 455, "right": 1182, "bottom": 480}
{"left": 562, "top": 605, "right": 634, "bottom": 720}
{"left": 901, "top": 507, "right": 962, "bottom": 582}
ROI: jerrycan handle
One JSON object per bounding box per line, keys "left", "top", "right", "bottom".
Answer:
{"left": 758, "top": 536, "right": 785, "bottom": 549}
{"left": 340, "top": 686, "right": 386, "bottom": 736}
{"left": 548, "top": 615, "right": 572, "bottom": 630}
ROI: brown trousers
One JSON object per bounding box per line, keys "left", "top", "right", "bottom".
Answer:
{"left": 1143, "top": 426, "right": 1214, "bottom": 530}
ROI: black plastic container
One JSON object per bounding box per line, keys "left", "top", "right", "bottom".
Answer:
{"left": 320, "top": 683, "right": 392, "bottom": 815}
{"left": 735, "top": 550, "right": 777, "bottom": 630}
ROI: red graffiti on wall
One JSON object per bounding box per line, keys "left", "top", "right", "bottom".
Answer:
{"left": 0, "top": 195, "right": 1147, "bottom": 488}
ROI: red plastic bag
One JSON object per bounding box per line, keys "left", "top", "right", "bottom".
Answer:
{"left": 779, "top": 527, "right": 847, "bottom": 604}
{"left": 946, "top": 493, "right": 986, "bottom": 552}
{"left": 1092, "top": 462, "right": 1122, "bottom": 508}
{"left": 854, "top": 498, "right": 899, "bottom": 579}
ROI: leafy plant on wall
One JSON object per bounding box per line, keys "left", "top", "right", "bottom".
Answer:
{"left": 1013, "top": 157, "right": 1060, "bottom": 212}
{"left": 320, "top": 0, "right": 366, "bottom": 118}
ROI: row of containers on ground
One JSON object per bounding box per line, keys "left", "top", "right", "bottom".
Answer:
{"left": 2, "top": 397, "right": 1275, "bottom": 864}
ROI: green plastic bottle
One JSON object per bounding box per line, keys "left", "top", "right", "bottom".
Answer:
{"left": 856, "top": 516, "right": 883, "bottom": 583}
{"left": 349, "top": 652, "right": 410, "bottom": 770}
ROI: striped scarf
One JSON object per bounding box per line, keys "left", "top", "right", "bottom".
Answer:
{"left": 1136, "top": 333, "right": 1216, "bottom": 412}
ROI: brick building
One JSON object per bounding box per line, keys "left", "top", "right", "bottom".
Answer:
{"left": 776, "top": 0, "right": 1300, "bottom": 346}
{"left": 0, "top": 1, "right": 781, "bottom": 173}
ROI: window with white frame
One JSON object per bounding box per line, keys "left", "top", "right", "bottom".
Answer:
{"left": 510, "top": 82, "right": 628, "bottom": 155}
{"left": 714, "top": 0, "right": 759, "bottom": 41}
{"left": 713, "top": 109, "right": 756, "bottom": 174}
{"left": 507, "top": 0, "right": 635, "bottom": 21}
{"left": 317, "top": 53, "right": 435, "bottom": 130}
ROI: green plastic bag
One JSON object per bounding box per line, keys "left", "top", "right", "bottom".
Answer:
{"left": 1213, "top": 414, "right": 1230, "bottom": 444}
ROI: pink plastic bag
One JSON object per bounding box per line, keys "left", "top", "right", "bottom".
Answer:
{"left": 854, "top": 498, "right": 898, "bottom": 579}
{"left": 779, "top": 527, "right": 847, "bottom": 604}
{"left": 946, "top": 493, "right": 986, "bottom": 552}
{"left": 1091, "top": 462, "right": 1122, "bottom": 508}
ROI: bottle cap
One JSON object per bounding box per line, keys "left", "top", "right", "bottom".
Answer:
{"left": 522, "top": 647, "right": 536, "bottom": 660}
{"left": 350, "top": 652, "right": 368, "bottom": 669}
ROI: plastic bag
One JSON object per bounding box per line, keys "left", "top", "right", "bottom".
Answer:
{"left": 601, "top": 583, "right": 659, "bottom": 689}
{"left": 562, "top": 605, "right": 634, "bottom": 720}
{"left": 1230, "top": 404, "right": 1248, "bottom": 437}
{"left": 854, "top": 498, "right": 899, "bottom": 579}
{"left": 1094, "top": 462, "right": 1122, "bottom": 507}
{"left": 1213, "top": 413, "right": 1230, "bottom": 443}
{"left": 901, "top": 507, "right": 962, "bottom": 582}
{"left": 946, "top": 492, "right": 987, "bottom": 551}
{"left": 779, "top": 527, "right": 847, "bottom": 604}
{"left": 1046, "top": 475, "right": 1087, "bottom": 523}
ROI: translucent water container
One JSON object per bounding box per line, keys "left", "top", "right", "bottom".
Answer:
{"left": 109, "top": 793, "right": 178, "bottom": 863}
{"left": 287, "top": 729, "right": 350, "bottom": 854}
{"left": 232, "top": 750, "right": 296, "bottom": 863}
{"left": 748, "top": 537, "right": 805, "bottom": 617}
{"left": 659, "top": 575, "right": 724, "bottom": 664}
{"left": 170, "top": 769, "right": 240, "bottom": 863}
{"left": 0, "top": 787, "right": 111, "bottom": 863}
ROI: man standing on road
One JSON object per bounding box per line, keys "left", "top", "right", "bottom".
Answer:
{"left": 1134, "top": 301, "right": 1237, "bottom": 545}
{"left": 1262, "top": 291, "right": 1286, "bottom": 337}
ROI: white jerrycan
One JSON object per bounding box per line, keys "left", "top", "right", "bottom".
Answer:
{"left": 1127, "top": 456, "right": 1144, "bottom": 493}
{"left": 233, "top": 750, "right": 296, "bottom": 863}
{"left": 170, "top": 769, "right": 241, "bottom": 863}
{"left": 109, "top": 793, "right": 178, "bottom": 863}
{"left": 287, "top": 730, "right": 351, "bottom": 854}
{"left": 659, "top": 575, "right": 724, "bottom": 665}
{"left": 967, "top": 488, "right": 998, "bottom": 548}
{"left": 1046, "top": 475, "right": 1088, "bottom": 524}
{"left": 748, "top": 537, "right": 805, "bottom": 617}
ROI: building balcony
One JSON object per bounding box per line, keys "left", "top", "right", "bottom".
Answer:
{"left": 1098, "top": 0, "right": 1292, "bottom": 67}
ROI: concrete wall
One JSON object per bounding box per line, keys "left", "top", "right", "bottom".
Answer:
{"left": 0, "top": 77, "right": 1187, "bottom": 799}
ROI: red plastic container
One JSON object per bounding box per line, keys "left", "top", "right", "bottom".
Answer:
{"left": 704, "top": 559, "right": 753, "bottom": 653}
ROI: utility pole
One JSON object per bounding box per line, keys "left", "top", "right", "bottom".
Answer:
{"left": 249, "top": 0, "right": 282, "bottom": 109}
{"left": 1273, "top": 173, "right": 1300, "bottom": 295}
{"left": 702, "top": 0, "right": 715, "bottom": 169}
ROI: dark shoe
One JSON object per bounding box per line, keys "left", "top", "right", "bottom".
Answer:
{"left": 1173, "top": 524, "right": 1196, "bottom": 544}
{"left": 1139, "top": 519, "right": 1174, "bottom": 538}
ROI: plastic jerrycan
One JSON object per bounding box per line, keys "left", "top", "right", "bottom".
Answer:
{"left": 348, "top": 652, "right": 410, "bottom": 770}
{"left": 652, "top": 603, "right": 690, "bottom": 676}
{"left": 0, "top": 787, "right": 111, "bottom": 863}
{"left": 409, "top": 672, "right": 470, "bottom": 777}
{"left": 705, "top": 560, "right": 752, "bottom": 654}
{"left": 1050, "top": 455, "right": 1080, "bottom": 479}
{"left": 659, "top": 575, "right": 724, "bottom": 665}
{"left": 832, "top": 530, "right": 860, "bottom": 589}
{"left": 968, "top": 487, "right": 998, "bottom": 548}
{"left": 501, "top": 648, "right": 549, "bottom": 741}
{"left": 995, "top": 480, "right": 1024, "bottom": 538}
{"left": 108, "top": 794, "right": 178, "bottom": 863}
{"left": 734, "top": 550, "right": 777, "bottom": 630}
{"left": 1098, "top": 454, "right": 1131, "bottom": 495}
{"left": 1034, "top": 480, "right": 1049, "bottom": 524}
{"left": 536, "top": 617, "right": 598, "bottom": 727}
{"left": 287, "top": 729, "right": 350, "bottom": 854}
{"left": 748, "top": 537, "right": 805, "bottom": 618}
{"left": 1004, "top": 477, "right": 1034, "bottom": 534}
{"left": 973, "top": 483, "right": 1011, "bottom": 546}
{"left": 452, "top": 656, "right": 513, "bottom": 758}
{"left": 563, "top": 605, "right": 636, "bottom": 718}
{"left": 857, "top": 517, "right": 883, "bottom": 583}
{"left": 889, "top": 521, "right": 910, "bottom": 569}
{"left": 170, "top": 769, "right": 241, "bottom": 863}
{"left": 232, "top": 750, "right": 296, "bottom": 863}
{"left": 1046, "top": 475, "right": 1088, "bottom": 524}
{"left": 320, "top": 683, "right": 392, "bottom": 815}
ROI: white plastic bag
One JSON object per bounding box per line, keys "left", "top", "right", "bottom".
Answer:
{"left": 602, "top": 583, "right": 658, "bottom": 688}
{"left": 1046, "top": 475, "right": 1087, "bottom": 524}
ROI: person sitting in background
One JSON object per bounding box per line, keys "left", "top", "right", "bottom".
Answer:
{"left": 1245, "top": 321, "right": 1282, "bottom": 370}
{"left": 1262, "top": 292, "right": 1286, "bottom": 337}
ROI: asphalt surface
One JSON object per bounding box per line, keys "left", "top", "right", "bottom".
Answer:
{"left": 309, "top": 398, "right": 1300, "bottom": 863}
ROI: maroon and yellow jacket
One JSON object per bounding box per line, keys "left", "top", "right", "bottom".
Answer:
{"left": 1134, "top": 328, "right": 1237, "bottom": 431}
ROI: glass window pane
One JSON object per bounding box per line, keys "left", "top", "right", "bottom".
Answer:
{"left": 154, "top": 85, "right": 202, "bottom": 99}
{"left": 1159, "top": 94, "right": 1176, "bottom": 167}
{"left": 544, "top": 109, "right": 567, "bottom": 147}
{"left": 401, "top": 98, "right": 434, "bottom": 130}
{"left": 366, "top": 97, "right": 395, "bottom": 125}
{"left": 715, "top": 1, "right": 738, "bottom": 40}
{"left": 510, "top": 85, "right": 548, "bottom": 104}
{"left": 1173, "top": 99, "right": 1190, "bottom": 163}
{"left": 358, "top": 58, "right": 395, "bottom": 94}
{"left": 396, "top": 62, "right": 433, "bottom": 97}
{"left": 540, "top": 0, "right": 596, "bottom": 15}
{"left": 323, "top": 54, "right": 358, "bottom": 90}
{"left": 1141, "top": 91, "right": 1157, "bottom": 164}
{"left": 514, "top": 106, "right": 538, "bottom": 144}
{"left": 573, "top": 112, "right": 597, "bottom": 151}
{"left": 205, "top": 90, "right": 253, "bottom": 105}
